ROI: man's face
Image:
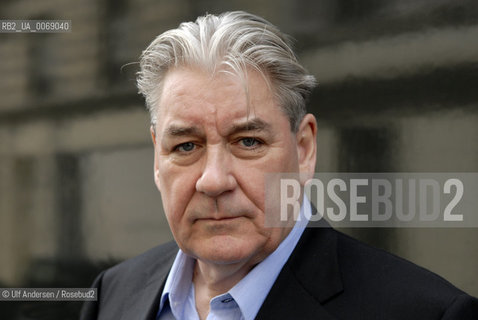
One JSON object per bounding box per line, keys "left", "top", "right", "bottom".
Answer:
{"left": 152, "top": 67, "right": 316, "bottom": 266}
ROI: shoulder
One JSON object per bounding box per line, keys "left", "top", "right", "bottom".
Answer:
{"left": 81, "top": 241, "right": 178, "bottom": 320}
{"left": 335, "top": 230, "right": 459, "bottom": 292}
{"left": 332, "top": 230, "right": 477, "bottom": 318}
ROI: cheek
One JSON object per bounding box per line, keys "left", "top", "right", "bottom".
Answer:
{"left": 158, "top": 161, "right": 198, "bottom": 225}
{"left": 239, "top": 145, "right": 299, "bottom": 221}
{"left": 239, "top": 171, "right": 266, "bottom": 212}
{"left": 234, "top": 164, "right": 276, "bottom": 222}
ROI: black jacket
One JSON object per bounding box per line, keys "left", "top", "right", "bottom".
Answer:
{"left": 80, "top": 226, "right": 478, "bottom": 319}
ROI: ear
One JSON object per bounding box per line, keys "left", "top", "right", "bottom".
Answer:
{"left": 296, "top": 114, "right": 317, "bottom": 184}
{"left": 151, "top": 126, "right": 161, "bottom": 191}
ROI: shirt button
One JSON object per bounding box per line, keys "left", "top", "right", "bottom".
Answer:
{"left": 221, "top": 298, "right": 234, "bottom": 303}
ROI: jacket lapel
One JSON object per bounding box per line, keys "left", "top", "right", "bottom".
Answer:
{"left": 121, "top": 243, "right": 178, "bottom": 320}
{"left": 256, "top": 224, "right": 343, "bottom": 319}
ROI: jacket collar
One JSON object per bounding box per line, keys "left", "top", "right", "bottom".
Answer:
{"left": 121, "top": 242, "right": 178, "bottom": 320}
{"left": 256, "top": 221, "right": 343, "bottom": 319}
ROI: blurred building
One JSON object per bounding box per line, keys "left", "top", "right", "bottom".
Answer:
{"left": 0, "top": 0, "right": 477, "bottom": 317}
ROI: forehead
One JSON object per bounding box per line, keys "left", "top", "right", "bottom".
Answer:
{"left": 154, "top": 67, "right": 281, "bottom": 131}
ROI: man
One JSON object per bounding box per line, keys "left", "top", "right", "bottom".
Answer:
{"left": 81, "top": 11, "right": 477, "bottom": 320}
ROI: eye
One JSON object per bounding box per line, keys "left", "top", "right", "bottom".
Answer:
{"left": 239, "top": 137, "right": 262, "bottom": 148}
{"left": 175, "top": 142, "right": 196, "bottom": 152}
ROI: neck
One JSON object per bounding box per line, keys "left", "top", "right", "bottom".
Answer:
{"left": 193, "top": 258, "right": 254, "bottom": 298}
{"left": 192, "top": 259, "right": 256, "bottom": 320}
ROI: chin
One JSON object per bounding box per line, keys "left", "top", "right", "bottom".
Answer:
{"left": 192, "top": 235, "right": 260, "bottom": 265}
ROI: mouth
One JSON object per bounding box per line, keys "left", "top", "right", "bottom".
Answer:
{"left": 196, "top": 216, "right": 244, "bottom": 223}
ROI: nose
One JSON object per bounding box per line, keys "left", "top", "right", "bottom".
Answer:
{"left": 196, "top": 145, "right": 237, "bottom": 197}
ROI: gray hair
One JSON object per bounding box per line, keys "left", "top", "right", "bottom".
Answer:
{"left": 136, "top": 11, "right": 317, "bottom": 132}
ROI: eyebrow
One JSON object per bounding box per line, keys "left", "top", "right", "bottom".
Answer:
{"left": 165, "top": 125, "right": 202, "bottom": 137}
{"left": 163, "top": 118, "right": 271, "bottom": 139}
{"left": 227, "top": 118, "right": 271, "bottom": 135}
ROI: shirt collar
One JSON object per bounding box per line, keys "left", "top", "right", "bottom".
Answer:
{"left": 229, "top": 199, "right": 310, "bottom": 319}
{"left": 158, "top": 248, "right": 195, "bottom": 319}
{"left": 159, "top": 198, "right": 311, "bottom": 320}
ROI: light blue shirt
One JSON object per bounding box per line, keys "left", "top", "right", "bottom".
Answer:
{"left": 157, "top": 199, "right": 311, "bottom": 320}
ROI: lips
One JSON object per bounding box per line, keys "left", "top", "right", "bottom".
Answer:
{"left": 187, "top": 198, "right": 257, "bottom": 223}
{"left": 196, "top": 216, "right": 243, "bottom": 222}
